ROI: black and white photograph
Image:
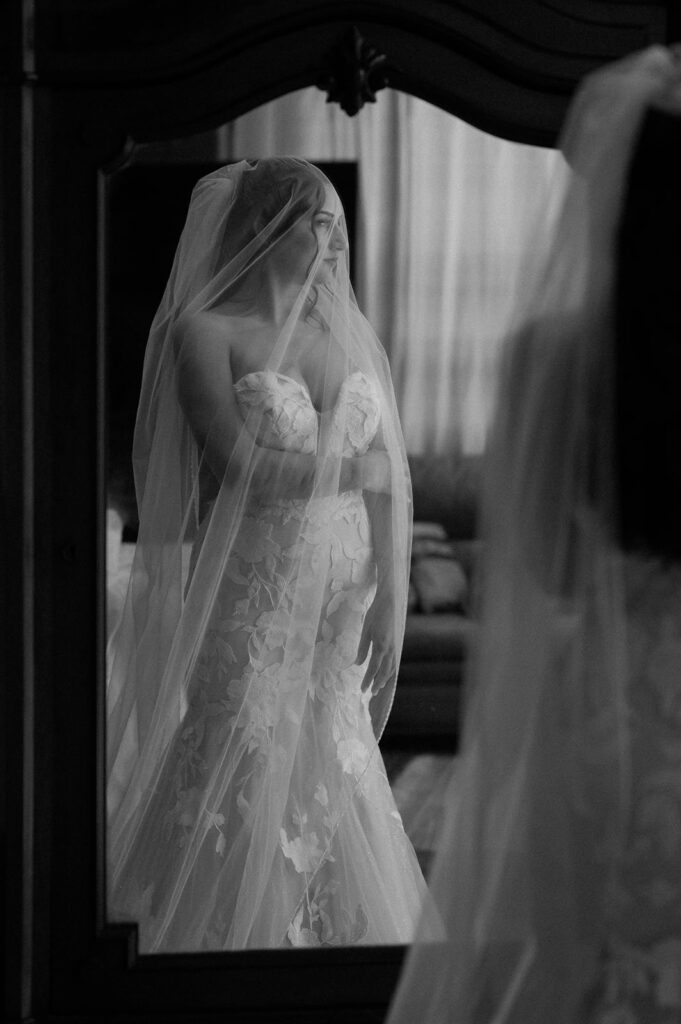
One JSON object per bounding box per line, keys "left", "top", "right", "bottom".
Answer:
{"left": 2, "top": 3, "right": 681, "bottom": 1022}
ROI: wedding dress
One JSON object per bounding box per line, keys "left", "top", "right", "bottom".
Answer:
{"left": 581, "top": 552, "right": 681, "bottom": 1018}
{"left": 388, "top": 46, "right": 681, "bottom": 1024}
{"left": 106, "top": 157, "right": 438, "bottom": 952}
{"left": 111, "top": 367, "right": 430, "bottom": 950}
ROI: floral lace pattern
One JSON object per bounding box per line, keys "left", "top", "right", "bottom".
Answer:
{"left": 589, "top": 557, "right": 681, "bottom": 1023}
{"left": 114, "top": 370, "right": 430, "bottom": 951}
{"left": 233, "top": 369, "right": 381, "bottom": 458}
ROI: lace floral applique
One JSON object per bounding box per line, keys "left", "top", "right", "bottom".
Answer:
{"left": 234, "top": 372, "right": 318, "bottom": 455}
{"left": 286, "top": 884, "right": 369, "bottom": 947}
{"left": 163, "top": 687, "right": 233, "bottom": 845}
{"left": 590, "top": 937, "right": 681, "bottom": 1022}
{"left": 331, "top": 374, "right": 381, "bottom": 457}
{"left": 337, "top": 737, "right": 370, "bottom": 777}
{"left": 280, "top": 822, "right": 327, "bottom": 875}
{"left": 280, "top": 791, "right": 369, "bottom": 948}
{"left": 592, "top": 556, "right": 681, "bottom": 1021}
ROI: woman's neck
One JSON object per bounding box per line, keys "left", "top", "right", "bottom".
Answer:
{"left": 250, "top": 269, "right": 309, "bottom": 327}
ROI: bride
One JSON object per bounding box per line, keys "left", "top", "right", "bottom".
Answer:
{"left": 388, "top": 46, "right": 681, "bottom": 1024}
{"left": 106, "top": 157, "right": 437, "bottom": 952}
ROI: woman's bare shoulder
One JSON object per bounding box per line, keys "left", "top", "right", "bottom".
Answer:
{"left": 174, "top": 311, "right": 244, "bottom": 370}
{"left": 175, "top": 309, "right": 236, "bottom": 344}
{"left": 176, "top": 308, "right": 264, "bottom": 351}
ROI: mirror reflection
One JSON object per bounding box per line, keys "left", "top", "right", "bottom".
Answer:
{"left": 105, "top": 87, "right": 563, "bottom": 952}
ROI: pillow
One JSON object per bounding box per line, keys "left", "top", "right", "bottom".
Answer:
{"left": 410, "top": 556, "right": 468, "bottom": 614}
{"left": 411, "top": 536, "right": 458, "bottom": 560}
{"left": 411, "top": 521, "right": 447, "bottom": 541}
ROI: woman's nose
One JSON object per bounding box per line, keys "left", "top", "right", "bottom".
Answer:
{"left": 330, "top": 224, "right": 346, "bottom": 251}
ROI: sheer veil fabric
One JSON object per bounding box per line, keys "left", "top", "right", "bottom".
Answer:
{"left": 388, "top": 48, "right": 681, "bottom": 1024}
{"left": 107, "top": 158, "right": 436, "bottom": 951}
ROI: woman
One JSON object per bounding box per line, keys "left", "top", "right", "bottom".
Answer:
{"left": 388, "top": 47, "right": 681, "bottom": 1024}
{"left": 107, "top": 158, "right": 437, "bottom": 951}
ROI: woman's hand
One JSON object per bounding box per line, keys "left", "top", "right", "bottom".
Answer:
{"left": 356, "top": 593, "right": 396, "bottom": 693}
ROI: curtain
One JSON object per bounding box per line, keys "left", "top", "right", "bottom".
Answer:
{"left": 218, "top": 89, "right": 565, "bottom": 454}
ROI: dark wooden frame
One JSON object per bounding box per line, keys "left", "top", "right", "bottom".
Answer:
{"left": 1, "top": 2, "right": 672, "bottom": 1021}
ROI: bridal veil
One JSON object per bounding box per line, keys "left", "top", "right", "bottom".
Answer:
{"left": 106, "top": 158, "right": 416, "bottom": 950}
{"left": 388, "top": 46, "right": 681, "bottom": 1024}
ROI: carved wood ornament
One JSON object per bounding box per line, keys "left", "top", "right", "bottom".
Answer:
{"left": 317, "top": 26, "right": 390, "bottom": 116}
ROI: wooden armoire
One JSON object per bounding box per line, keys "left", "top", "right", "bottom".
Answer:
{"left": 1, "top": 2, "right": 677, "bottom": 1021}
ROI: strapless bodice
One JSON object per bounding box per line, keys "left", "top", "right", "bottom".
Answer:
{"left": 233, "top": 369, "right": 380, "bottom": 456}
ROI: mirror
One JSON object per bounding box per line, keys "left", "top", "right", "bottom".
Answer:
{"left": 104, "top": 86, "right": 563, "bottom": 952}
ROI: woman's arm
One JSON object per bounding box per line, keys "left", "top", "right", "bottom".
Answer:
{"left": 364, "top": 419, "right": 399, "bottom": 589}
{"left": 174, "top": 314, "right": 383, "bottom": 500}
{"left": 356, "top": 423, "right": 404, "bottom": 691}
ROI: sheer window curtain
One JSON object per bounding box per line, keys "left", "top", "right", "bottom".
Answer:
{"left": 218, "top": 89, "right": 564, "bottom": 454}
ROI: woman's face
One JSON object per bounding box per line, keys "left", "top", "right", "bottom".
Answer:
{"left": 313, "top": 186, "right": 346, "bottom": 281}
{"left": 275, "top": 185, "right": 346, "bottom": 286}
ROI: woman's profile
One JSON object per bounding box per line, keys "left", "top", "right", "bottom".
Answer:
{"left": 106, "top": 157, "right": 438, "bottom": 952}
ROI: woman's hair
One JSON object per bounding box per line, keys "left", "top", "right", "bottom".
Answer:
{"left": 210, "top": 158, "right": 332, "bottom": 325}
{"left": 615, "top": 108, "right": 681, "bottom": 557}
{"left": 214, "top": 158, "right": 328, "bottom": 276}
